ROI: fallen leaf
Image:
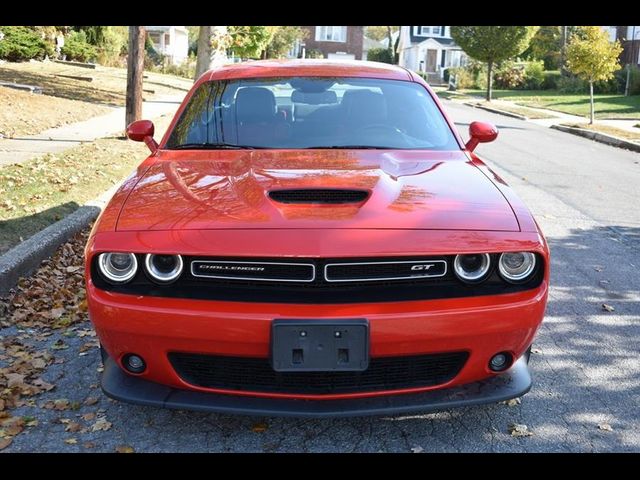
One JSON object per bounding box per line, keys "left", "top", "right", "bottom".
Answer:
{"left": 598, "top": 423, "right": 613, "bottom": 432}
{"left": 602, "top": 304, "right": 615, "bottom": 312}
{"left": 116, "top": 445, "right": 135, "bottom": 453}
{"left": 6, "top": 373, "right": 25, "bottom": 388}
{"left": 504, "top": 398, "right": 522, "bottom": 407}
{"left": 51, "top": 339, "right": 69, "bottom": 350}
{"left": 0, "top": 438, "right": 12, "bottom": 450}
{"left": 411, "top": 446, "right": 424, "bottom": 453}
{"left": 82, "top": 412, "right": 96, "bottom": 421}
{"left": 251, "top": 422, "right": 268, "bottom": 433}
{"left": 54, "top": 399, "right": 70, "bottom": 410}
{"left": 83, "top": 396, "right": 99, "bottom": 406}
{"left": 594, "top": 266, "right": 604, "bottom": 272}
{"left": 65, "top": 422, "right": 82, "bottom": 433}
{"left": 91, "top": 418, "right": 112, "bottom": 432}
{"left": 83, "top": 441, "right": 96, "bottom": 449}
{"left": 508, "top": 423, "right": 533, "bottom": 437}
{"left": 64, "top": 438, "right": 77, "bottom": 445}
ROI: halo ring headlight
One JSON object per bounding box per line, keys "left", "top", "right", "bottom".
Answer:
{"left": 498, "top": 252, "right": 537, "bottom": 283}
{"left": 97, "top": 253, "right": 138, "bottom": 284}
{"left": 453, "top": 253, "right": 491, "bottom": 283}
{"left": 144, "top": 254, "right": 183, "bottom": 283}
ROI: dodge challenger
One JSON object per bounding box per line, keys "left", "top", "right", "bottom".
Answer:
{"left": 85, "top": 60, "right": 549, "bottom": 417}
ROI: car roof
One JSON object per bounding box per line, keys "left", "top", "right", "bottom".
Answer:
{"left": 202, "top": 59, "right": 413, "bottom": 82}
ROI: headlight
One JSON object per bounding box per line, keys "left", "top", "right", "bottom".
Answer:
{"left": 498, "top": 252, "right": 536, "bottom": 283}
{"left": 453, "top": 253, "right": 491, "bottom": 283}
{"left": 144, "top": 254, "right": 183, "bottom": 283}
{"left": 97, "top": 253, "right": 138, "bottom": 284}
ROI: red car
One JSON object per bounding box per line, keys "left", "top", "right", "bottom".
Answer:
{"left": 85, "top": 60, "right": 549, "bottom": 417}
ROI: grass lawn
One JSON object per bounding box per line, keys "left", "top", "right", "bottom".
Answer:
{"left": 563, "top": 123, "right": 640, "bottom": 142}
{"left": 0, "top": 61, "right": 191, "bottom": 138}
{"left": 0, "top": 114, "right": 173, "bottom": 255}
{"left": 461, "top": 89, "right": 640, "bottom": 120}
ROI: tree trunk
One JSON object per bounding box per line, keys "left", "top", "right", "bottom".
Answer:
{"left": 194, "top": 26, "right": 228, "bottom": 81}
{"left": 486, "top": 60, "right": 493, "bottom": 102}
{"left": 195, "top": 26, "right": 213, "bottom": 80}
{"left": 125, "top": 26, "right": 145, "bottom": 129}
{"left": 589, "top": 80, "right": 595, "bottom": 125}
{"left": 560, "top": 26, "right": 567, "bottom": 76}
{"left": 386, "top": 26, "right": 394, "bottom": 61}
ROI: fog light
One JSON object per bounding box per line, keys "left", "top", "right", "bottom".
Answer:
{"left": 123, "top": 354, "right": 146, "bottom": 374}
{"left": 489, "top": 352, "right": 512, "bottom": 372}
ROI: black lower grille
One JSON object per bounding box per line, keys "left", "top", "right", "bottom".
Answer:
{"left": 169, "top": 351, "right": 469, "bottom": 395}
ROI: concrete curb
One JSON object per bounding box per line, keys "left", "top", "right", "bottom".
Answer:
{"left": 463, "top": 102, "right": 528, "bottom": 121}
{"left": 0, "top": 184, "right": 119, "bottom": 296}
{"left": 550, "top": 124, "right": 640, "bottom": 153}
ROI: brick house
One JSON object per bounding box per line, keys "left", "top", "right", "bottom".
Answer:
{"left": 293, "top": 26, "right": 364, "bottom": 60}
{"left": 615, "top": 26, "right": 640, "bottom": 66}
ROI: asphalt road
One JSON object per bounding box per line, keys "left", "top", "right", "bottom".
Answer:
{"left": 6, "top": 101, "right": 640, "bottom": 452}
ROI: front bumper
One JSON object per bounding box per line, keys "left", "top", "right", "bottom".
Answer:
{"left": 101, "top": 354, "right": 532, "bottom": 418}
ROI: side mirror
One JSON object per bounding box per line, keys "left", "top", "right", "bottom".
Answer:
{"left": 127, "top": 120, "right": 158, "bottom": 153}
{"left": 465, "top": 121, "right": 498, "bottom": 152}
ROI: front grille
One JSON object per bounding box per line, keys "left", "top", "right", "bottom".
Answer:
{"left": 169, "top": 351, "right": 469, "bottom": 395}
{"left": 269, "top": 189, "right": 369, "bottom": 204}
{"left": 92, "top": 254, "right": 545, "bottom": 303}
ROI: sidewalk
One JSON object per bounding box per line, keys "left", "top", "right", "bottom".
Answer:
{"left": 0, "top": 94, "right": 184, "bottom": 167}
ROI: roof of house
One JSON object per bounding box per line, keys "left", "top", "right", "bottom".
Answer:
{"left": 202, "top": 59, "right": 412, "bottom": 83}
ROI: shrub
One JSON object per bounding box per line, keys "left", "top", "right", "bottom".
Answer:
{"left": 61, "top": 31, "right": 97, "bottom": 63}
{"left": 95, "top": 26, "right": 128, "bottom": 67}
{"left": 0, "top": 26, "right": 53, "bottom": 61}
{"left": 442, "top": 67, "right": 450, "bottom": 83}
{"left": 305, "top": 48, "right": 324, "bottom": 59}
{"left": 542, "top": 70, "right": 561, "bottom": 90}
{"left": 524, "top": 60, "right": 545, "bottom": 90}
{"left": 626, "top": 65, "right": 640, "bottom": 95}
{"left": 366, "top": 47, "right": 393, "bottom": 64}
{"left": 494, "top": 61, "right": 526, "bottom": 89}
{"left": 557, "top": 75, "right": 587, "bottom": 93}
{"left": 448, "top": 67, "right": 475, "bottom": 89}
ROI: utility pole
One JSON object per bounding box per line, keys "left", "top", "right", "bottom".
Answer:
{"left": 625, "top": 25, "right": 636, "bottom": 97}
{"left": 560, "top": 25, "right": 568, "bottom": 76}
{"left": 126, "top": 26, "right": 146, "bottom": 128}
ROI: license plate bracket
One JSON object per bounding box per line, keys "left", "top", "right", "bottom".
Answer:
{"left": 271, "top": 319, "right": 369, "bottom": 372}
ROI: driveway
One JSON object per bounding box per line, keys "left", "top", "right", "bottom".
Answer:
{"left": 2, "top": 101, "right": 639, "bottom": 452}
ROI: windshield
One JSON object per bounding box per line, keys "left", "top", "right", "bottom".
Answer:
{"left": 165, "top": 77, "right": 460, "bottom": 150}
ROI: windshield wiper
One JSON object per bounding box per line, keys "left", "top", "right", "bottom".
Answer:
{"left": 306, "top": 145, "right": 393, "bottom": 150}
{"left": 169, "top": 143, "right": 266, "bottom": 150}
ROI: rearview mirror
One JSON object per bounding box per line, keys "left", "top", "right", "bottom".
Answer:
{"left": 127, "top": 119, "right": 158, "bottom": 153}
{"left": 465, "top": 121, "right": 498, "bottom": 152}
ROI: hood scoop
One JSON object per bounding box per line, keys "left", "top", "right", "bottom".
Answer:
{"left": 268, "top": 189, "right": 370, "bottom": 205}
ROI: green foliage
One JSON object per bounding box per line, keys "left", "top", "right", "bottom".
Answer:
{"left": 305, "top": 48, "right": 324, "bottom": 59}
{"left": 542, "top": 70, "right": 562, "bottom": 90}
{"left": 523, "top": 26, "right": 561, "bottom": 69}
{"left": 566, "top": 26, "right": 622, "bottom": 83}
{"left": 95, "top": 26, "right": 127, "bottom": 67}
{"left": 365, "top": 26, "right": 398, "bottom": 42}
{"left": 450, "top": 26, "right": 539, "bottom": 65}
{"left": 447, "top": 67, "right": 475, "bottom": 89}
{"left": 494, "top": 61, "right": 526, "bottom": 89}
{"left": 626, "top": 65, "right": 640, "bottom": 95}
{"left": 61, "top": 31, "right": 97, "bottom": 62}
{"left": 0, "top": 26, "right": 53, "bottom": 61}
{"left": 557, "top": 75, "right": 587, "bottom": 93}
{"left": 228, "top": 26, "right": 274, "bottom": 58}
{"left": 524, "top": 60, "right": 545, "bottom": 89}
{"left": 264, "top": 26, "right": 308, "bottom": 59}
{"left": 366, "top": 47, "right": 394, "bottom": 64}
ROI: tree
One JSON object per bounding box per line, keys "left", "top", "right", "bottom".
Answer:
{"left": 566, "top": 26, "right": 622, "bottom": 124}
{"left": 194, "top": 26, "right": 229, "bottom": 80}
{"left": 125, "top": 26, "right": 145, "bottom": 129}
{"left": 365, "top": 26, "right": 398, "bottom": 42}
{"left": 228, "top": 26, "right": 273, "bottom": 59}
{"left": 264, "top": 26, "right": 308, "bottom": 59}
{"left": 450, "top": 26, "right": 539, "bottom": 101}
{"left": 523, "top": 26, "right": 562, "bottom": 69}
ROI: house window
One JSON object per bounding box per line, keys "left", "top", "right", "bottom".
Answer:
{"left": 419, "top": 26, "right": 442, "bottom": 36}
{"left": 164, "top": 33, "right": 171, "bottom": 46}
{"left": 316, "top": 26, "right": 347, "bottom": 43}
{"left": 149, "top": 32, "right": 161, "bottom": 46}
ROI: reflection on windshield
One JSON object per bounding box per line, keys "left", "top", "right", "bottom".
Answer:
{"left": 165, "top": 77, "right": 459, "bottom": 151}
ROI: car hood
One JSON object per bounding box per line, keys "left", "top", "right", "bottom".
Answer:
{"left": 116, "top": 150, "right": 519, "bottom": 232}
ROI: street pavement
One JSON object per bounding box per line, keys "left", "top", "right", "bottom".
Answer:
{"left": 4, "top": 101, "right": 639, "bottom": 452}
